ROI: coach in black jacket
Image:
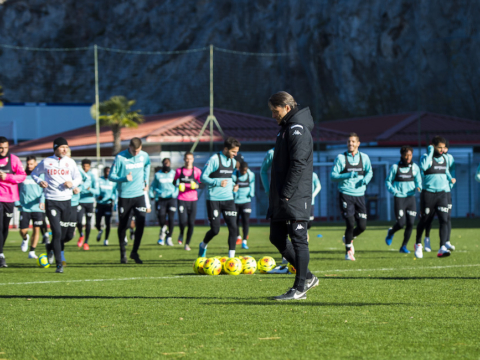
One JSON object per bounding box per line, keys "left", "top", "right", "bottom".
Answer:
{"left": 267, "top": 91, "right": 319, "bottom": 301}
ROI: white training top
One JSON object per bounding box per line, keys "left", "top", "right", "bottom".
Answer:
{"left": 31, "top": 155, "right": 83, "bottom": 201}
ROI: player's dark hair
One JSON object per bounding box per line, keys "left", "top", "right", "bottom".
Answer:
{"left": 26, "top": 155, "right": 36, "bottom": 162}
{"left": 224, "top": 137, "right": 241, "bottom": 150}
{"left": 400, "top": 145, "right": 413, "bottom": 155}
{"left": 130, "top": 137, "right": 142, "bottom": 149}
{"left": 432, "top": 136, "right": 447, "bottom": 146}
{"left": 268, "top": 91, "right": 298, "bottom": 109}
{"left": 81, "top": 159, "right": 91, "bottom": 165}
{"left": 240, "top": 161, "right": 248, "bottom": 169}
{"left": 162, "top": 158, "right": 171, "bottom": 164}
{"left": 348, "top": 132, "right": 360, "bottom": 141}
{"left": 184, "top": 151, "right": 194, "bottom": 159}
{"left": 154, "top": 166, "right": 162, "bottom": 172}
{"left": 0, "top": 136, "right": 8, "bottom": 144}
{"left": 103, "top": 166, "right": 110, "bottom": 177}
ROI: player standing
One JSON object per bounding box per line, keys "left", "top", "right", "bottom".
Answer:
{"left": 260, "top": 148, "right": 274, "bottom": 194}
{"left": 95, "top": 166, "right": 117, "bottom": 246}
{"left": 414, "top": 136, "right": 456, "bottom": 259}
{"left": 308, "top": 172, "right": 321, "bottom": 230}
{"left": 174, "top": 152, "right": 201, "bottom": 251}
{"left": 0, "top": 137, "right": 26, "bottom": 268}
{"left": 233, "top": 161, "right": 255, "bottom": 250}
{"left": 198, "top": 137, "right": 240, "bottom": 258}
{"left": 31, "top": 137, "right": 82, "bottom": 273}
{"left": 17, "top": 156, "right": 45, "bottom": 260}
{"left": 267, "top": 91, "right": 318, "bottom": 301}
{"left": 76, "top": 159, "right": 99, "bottom": 250}
{"left": 109, "top": 138, "right": 151, "bottom": 264}
{"left": 330, "top": 133, "right": 373, "bottom": 261}
{"left": 384, "top": 146, "right": 422, "bottom": 253}
{"left": 150, "top": 158, "right": 177, "bottom": 246}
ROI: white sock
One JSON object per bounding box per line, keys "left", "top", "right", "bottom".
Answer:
{"left": 200, "top": 242, "right": 207, "bottom": 249}
{"left": 29, "top": 250, "right": 35, "bottom": 255}
{"left": 242, "top": 239, "right": 247, "bottom": 244}
{"left": 446, "top": 241, "right": 451, "bottom": 246}
{"left": 229, "top": 250, "right": 235, "bottom": 258}
{"left": 0, "top": 253, "right": 4, "bottom": 258}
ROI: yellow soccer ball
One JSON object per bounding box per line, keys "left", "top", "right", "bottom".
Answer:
{"left": 242, "top": 258, "right": 257, "bottom": 275}
{"left": 37, "top": 253, "right": 50, "bottom": 269}
{"left": 258, "top": 256, "right": 276, "bottom": 273}
{"left": 287, "top": 263, "right": 296, "bottom": 274}
{"left": 203, "top": 258, "right": 222, "bottom": 276}
{"left": 193, "top": 257, "right": 207, "bottom": 275}
{"left": 219, "top": 256, "right": 229, "bottom": 273}
{"left": 224, "top": 257, "right": 242, "bottom": 275}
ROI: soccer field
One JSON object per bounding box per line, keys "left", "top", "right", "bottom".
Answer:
{"left": 1, "top": 221, "right": 479, "bottom": 359}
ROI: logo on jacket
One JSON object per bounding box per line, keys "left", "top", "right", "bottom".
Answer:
{"left": 295, "top": 224, "right": 304, "bottom": 230}
{"left": 291, "top": 125, "right": 303, "bottom": 129}
{"left": 292, "top": 130, "right": 302, "bottom": 136}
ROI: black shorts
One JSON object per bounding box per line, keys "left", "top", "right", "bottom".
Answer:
{"left": 68, "top": 204, "right": 78, "bottom": 227}
{"left": 235, "top": 202, "right": 252, "bottom": 216}
{"left": 96, "top": 203, "right": 113, "bottom": 218}
{"left": 1, "top": 202, "right": 14, "bottom": 219}
{"left": 19, "top": 212, "right": 45, "bottom": 229}
{"left": 178, "top": 200, "right": 198, "bottom": 215}
{"left": 420, "top": 191, "right": 449, "bottom": 217}
{"left": 79, "top": 202, "right": 95, "bottom": 218}
{"left": 156, "top": 198, "right": 177, "bottom": 214}
{"left": 207, "top": 200, "right": 237, "bottom": 220}
{"left": 118, "top": 195, "right": 147, "bottom": 222}
{"left": 339, "top": 193, "right": 367, "bottom": 219}
{"left": 393, "top": 196, "right": 417, "bottom": 219}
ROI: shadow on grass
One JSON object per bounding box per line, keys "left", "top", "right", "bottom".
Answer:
{"left": 0, "top": 295, "right": 218, "bottom": 300}
{"left": 320, "top": 276, "right": 480, "bottom": 280}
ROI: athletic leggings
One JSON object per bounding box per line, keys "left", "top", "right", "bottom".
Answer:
{"left": 95, "top": 203, "right": 113, "bottom": 241}
{"left": 156, "top": 198, "right": 176, "bottom": 238}
{"left": 235, "top": 202, "right": 251, "bottom": 240}
{"left": 0, "top": 202, "right": 13, "bottom": 255}
{"left": 203, "top": 200, "right": 238, "bottom": 251}
{"left": 45, "top": 200, "right": 70, "bottom": 265}
{"left": 118, "top": 196, "right": 146, "bottom": 256}
{"left": 62, "top": 206, "right": 78, "bottom": 250}
{"left": 178, "top": 200, "right": 197, "bottom": 245}
{"left": 416, "top": 191, "right": 449, "bottom": 247}
{"left": 345, "top": 216, "right": 367, "bottom": 246}
{"left": 76, "top": 203, "right": 94, "bottom": 244}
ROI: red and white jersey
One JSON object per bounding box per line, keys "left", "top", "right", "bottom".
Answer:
{"left": 31, "top": 155, "right": 82, "bottom": 201}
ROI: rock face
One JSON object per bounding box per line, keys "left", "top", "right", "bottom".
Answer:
{"left": 0, "top": 0, "right": 478, "bottom": 121}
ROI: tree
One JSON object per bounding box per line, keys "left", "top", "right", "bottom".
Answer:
{"left": 90, "top": 96, "right": 144, "bottom": 155}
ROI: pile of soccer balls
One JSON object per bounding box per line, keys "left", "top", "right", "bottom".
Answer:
{"left": 193, "top": 256, "right": 277, "bottom": 276}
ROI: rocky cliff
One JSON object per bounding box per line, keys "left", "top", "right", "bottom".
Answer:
{"left": 0, "top": 0, "right": 478, "bottom": 121}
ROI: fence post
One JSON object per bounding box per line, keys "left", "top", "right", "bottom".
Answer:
{"left": 468, "top": 152, "right": 472, "bottom": 215}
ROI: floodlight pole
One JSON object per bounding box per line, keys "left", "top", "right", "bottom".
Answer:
{"left": 190, "top": 45, "right": 225, "bottom": 154}
{"left": 94, "top": 44, "right": 101, "bottom": 168}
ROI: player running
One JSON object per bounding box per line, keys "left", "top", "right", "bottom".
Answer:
{"left": 77, "top": 159, "right": 99, "bottom": 250}
{"left": 414, "top": 136, "right": 456, "bottom": 258}
{"left": 150, "top": 158, "right": 178, "bottom": 246}
{"left": 233, "top": 161, "right": 255, "bottom": 250}
{"left": 308, "top": 172, "right": 321, "bottom": 231}
{"left": 109, "top": 137, "right": 151, "bottom": 264}
{"left": 330, "top": 133, "right": 373, "bottom": 261}
{"left": 0, "top": 137, "right": 27, "bottom": 268}
{"left": 16, "top": 156, "right": 45, "bottom": 260}
{"left": 267, "top": 91, "right": 318, "bottom": 301}
{"left": 95, "top": 166, "right": 117, "bottom": 246}
{"left": 174, "top": 152, "right": 201, "bottom": 251}
{"left": 198, "top": 137, "right": 240, "bottom": 259}
{"left": 384, "top": 146, "right": 422, "bottom": 253}
{"left": 31, "top": 137, "right": 82, "bottom": 273}
{"left": 260, "top": 148, "right": 274, "bottom": 194}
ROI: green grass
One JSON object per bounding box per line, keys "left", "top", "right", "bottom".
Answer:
{"left": 1, "top": 220, "right": 479, "bottom": 359}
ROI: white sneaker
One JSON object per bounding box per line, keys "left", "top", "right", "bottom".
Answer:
{"left": 437, "top": 245, "right": 451, "bottom": 258}
{"left": 445, "top": 241, "right": 455, "bottom": 251}
{"left": 414, "top": 243, "right": 423, "bottom": 259}
{"left": 345, "top": 248, "right": 355, "bottom": 261}
{"left": 28, "top": 251, "right": 37, "bottom": 259}
{"left": 342, "top": 235, "right": 355, "bottom": 254}
{"left": 47, "top": 250, "right": 55, "bottom": 264}
{"left": 21, "top": 236, "right": 29, "bottom": 252}
{"left": 104, "top": 239, "right": 109, "bottom": 246}
{"left": 424, "top": 237, "right": 431, "bottom": 252}
{"left": 166, "top": 237, "right": 174, "bottom": 246}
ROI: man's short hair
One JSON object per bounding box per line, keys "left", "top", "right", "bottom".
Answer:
{"left": 103, "top": 166, "right": 110, "bottom": 176}
{"left": 0, "top": 136, "right": 8, "bottom": 144}
{"left": 26, "top": 155, "right": 36, "bottom": 162}
{"left": 400, "top": 145, "right": 413, "bottom": 155}
{"left": 348, "top": 133, "right": 360, "bottom": 141}
{"left": 162, "top": 158, "right": 171, "bottom": 164}
{"left": 268, "top": 91, "right": 298, "bottom": 109}
{"left": 81, "top": 159, "right": 92, "bottom": 165}
{"left": 184, "top": 151, "right": 194, "bottom": 159}
{"left": 240, "top": 161, "right": 248, "bottom": 169}
{"left": 432, "top": 136, "right": 447, "bottom": 146}
{"left": 224, "top": 137, "right": 241, "bottom": 150}
{"left": 130, "top": 137, "right": 142, "bottom": 149}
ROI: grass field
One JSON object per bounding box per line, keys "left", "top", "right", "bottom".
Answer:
{"left": 1, "top": 220, "right": 479, "bottom": 359}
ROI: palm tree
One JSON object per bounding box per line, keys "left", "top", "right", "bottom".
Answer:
{"left": 90, "top": 96, "right": 144, "bottom": 155}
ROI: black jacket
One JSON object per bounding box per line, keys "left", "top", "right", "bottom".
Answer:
{"left": 267, "top": 107, "right": 314, "bottom": 221}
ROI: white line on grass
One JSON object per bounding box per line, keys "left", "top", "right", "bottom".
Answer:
{"left": 0, "top": 264, "right": 478, "bottom": 286}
